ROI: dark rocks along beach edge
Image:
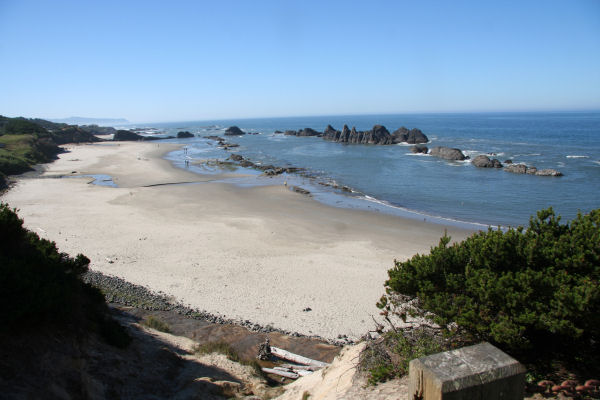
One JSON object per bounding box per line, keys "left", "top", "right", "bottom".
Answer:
{"left": 83, "top": 270, "right": 354, "bottom": 347}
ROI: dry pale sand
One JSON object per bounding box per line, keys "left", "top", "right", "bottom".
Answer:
{"left": 275, "top": 343, "right": 409, "bottom": 400}
{"left": 2, "top": 141, "right": 476, "bottom": 340}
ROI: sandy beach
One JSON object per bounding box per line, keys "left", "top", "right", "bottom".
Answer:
{"left": 1, "top": 141, "right": 475, "bottom": 340}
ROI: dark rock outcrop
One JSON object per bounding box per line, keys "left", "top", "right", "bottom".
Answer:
{"left": 506, "top": 165, "right": 564, "bottom": 177}
{"left": 298, "top": 128, "right": 321, "bottom": 136}
{"left": 277, "top": 123, "right": 429, "bottom": 146}
{"left": 323, "top": 125, "right": 337, "bottom": 136}
{"left": 411, "top": 145, "right": 429, "bottom": 154}
{"left": 504, "top": 164, "right": 526, "bottom": 174}
{"left": 323, "top": 124, "right": 394, "bottom": 144}
{"left": 113, "top": 130, "right": 144, "bottom": 141}
{"left": 227, "top": 153, "right": 303, "bottom": 176}
{"left": 52, "top": 126, "right": 102, "bottom": 144}
{"left": 264, "top": 168, "right": 286, "bottom": 176}
{"left": 365, "top": 125, "right": 394, "bottom": 144}
{"left": 291, "top": 186, "right": 311, "bottom": 196}
{"left": 285, "top": 128, "right": 321, "bottom": 137}
{"left": 224, "top": 126, "right": 245, "bottom": 136}
{"left": 535, "top": 169, "right": 563, "bottom": 177}
{"left": 177, "top": 131, "right": 194, "bottom": 138}
{"left": 322, "top": 125, "right": 342, "bottom": 141}
{"left": 504, "top": 164, "right": 538, "bottom": 175}
{"left": 472, "top": 155, "right": 502, "bottom": 168}
{"left": 392, "top": 127, "right": 429, "bottom": 144}
{"left": 430, "top": 147, "right": 467, "bottom": 161}
{"left": 113, "top": 130, "right": 173, "bottom": 141}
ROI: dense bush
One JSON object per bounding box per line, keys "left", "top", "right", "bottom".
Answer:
{"left": 0, "top": 117, "right": 49, "bottom": 136}
{"left": 379, "top": 208, "right": 599, "bottom": 363}
{"left": 0, "top": 154, "right": 32, "bottom": 175}
{"left": 0, "top": 204, "right": 130, "bottom": 346}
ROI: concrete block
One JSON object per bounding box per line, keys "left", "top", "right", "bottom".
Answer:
{"left": 408, "top": 342, "right": 526, "bottom": 400}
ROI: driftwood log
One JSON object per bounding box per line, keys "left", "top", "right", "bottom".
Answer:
{"left": 274, "top": 366, "right": 314, "bottom": 377}
{"left": 280, "top": 363, "right": 321, "bottom": 371}
{"left": 261, "top": 368, "right": 299, "bottom": 379}
{"left": 270, "top": 346, "right": 330, "bottom": 368}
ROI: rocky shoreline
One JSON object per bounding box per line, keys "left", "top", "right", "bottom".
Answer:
{"left": 83, "top": 270, "right": 354, "bottom": 347}
{"left": 211, "top": 126, "right": 563, "bottom": 178}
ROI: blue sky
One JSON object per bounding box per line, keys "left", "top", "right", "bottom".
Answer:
{"left": 1, "top": 0, "right": 599, "bottom": 123}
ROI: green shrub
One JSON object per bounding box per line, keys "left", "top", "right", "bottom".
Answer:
{"left": 0, "top": 203, "right": 130, "bottom": 347}
{"left": 379, "top": 208, "right": 600, "bottom": 366}
{"left": 0, "top": 203, "right": 89, "bottom": 328}
{"left": 0, "top": 154, "right": 33, "bottom": 175}
{"left": 359, "top": 328, "right": 447, "bottom": 384}
{"left": 1, "top": 117, "right": 48, "bottom": 135}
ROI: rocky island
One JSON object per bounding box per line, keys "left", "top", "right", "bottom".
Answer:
{"left": 224, "top": 126, "right": 245, "bottom": 136}
{"left": 281, "top": 124, "right": 429, "bottom": 145}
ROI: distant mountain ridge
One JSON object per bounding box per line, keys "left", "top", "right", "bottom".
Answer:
{"left": 49, "top": 116, "right": 129, "bottom": 125}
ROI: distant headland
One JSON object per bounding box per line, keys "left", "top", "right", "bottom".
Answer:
{"left": 49, "top": 116, "right": 129, "bottom": 125}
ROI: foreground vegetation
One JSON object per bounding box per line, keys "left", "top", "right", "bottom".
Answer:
{"left": 366, "top": 208, "right": 599, "bottom": 383}
{"left": 142, "top": 315, "right": 172, "bottom": 333}
{"left": 194, "top": 341, "right": 264, "bottom": 375}
{"left": 0, "top": 203, "right": 129, "bottom": 346}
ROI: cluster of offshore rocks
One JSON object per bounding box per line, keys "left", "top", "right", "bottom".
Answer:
{"left": 218, "top": 125, "right": 562, "bottom": 177}
{"left": 203, "top": 135, "right": 240, "bottom": 150}
{"left": 282, "top": 124, "right": 429, "bottom": 145}
{"left": 222, "top": 124, "right": 429, "bottom": 144}
{"left": 426, "top": 146, "right": 563, "bottom": 177}
{"left": 224, "top": 126, "right": 259, "bottom": 136}
{"left": 228, "top": 153, "right": 303, "bottom": 176}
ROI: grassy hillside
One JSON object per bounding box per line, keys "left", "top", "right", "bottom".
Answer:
{"left": 0, "top": 115, "right": 109, "bottom": 188}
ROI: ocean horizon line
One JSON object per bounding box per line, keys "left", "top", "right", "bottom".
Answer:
{"left": 124, "top": 109, "right": 600, "bottom": 126}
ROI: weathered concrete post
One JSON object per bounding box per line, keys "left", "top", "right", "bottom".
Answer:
{"left": 408, "top": 342, "right": 526, "bottom": 400}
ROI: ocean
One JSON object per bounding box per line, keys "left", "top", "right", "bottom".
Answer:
{"left": 129, "top": 112, "right": 600, "bottom": 228}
